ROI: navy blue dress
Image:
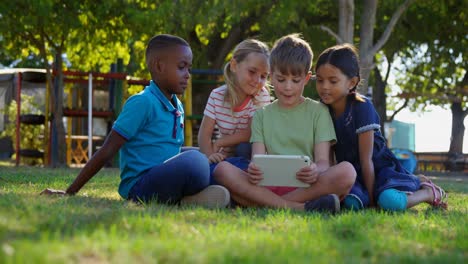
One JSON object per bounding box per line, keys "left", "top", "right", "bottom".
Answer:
{"left": 331, "top": 96, "right": 420, "bottom": 206}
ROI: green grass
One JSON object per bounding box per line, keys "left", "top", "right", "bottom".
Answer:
{"left": 0, "top": 166, "right": 467, "bottom": 264}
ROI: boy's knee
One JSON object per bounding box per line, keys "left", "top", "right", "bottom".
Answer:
{"left": 377, "top": 189, "right": 407, "bottom": 211}
{"left": 335, "top": 161, "right": 356, "bottom": 191}
{"left": 341, "top": 161, "right": 357, "bottom": 182}
{"left": 184, "top": 150, "right": 209, "bottom": 166}
{"left": 184, "top": 150, "right": 207, "bottom": 161}
{"left": 212, "top": 161, "right": 229, "bottom": 180}
{"left": 178, "top": 151, "right": 210, "bottom": 182}
{"left": 212, "top": 161, "right": 242, "bottom": 184}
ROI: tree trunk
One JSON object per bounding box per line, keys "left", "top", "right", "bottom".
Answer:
{"left": 51, "top": 51, "right": 67, "bottom": 167}
{"left": 38, "top": 39, "right": 52, "bottom": 166}
{"left": 449, "top": 102, "right": 466, "bottom": 154}
{"left": 338, "top": 0, "right": 354, "bottom": 43}
{"left": 446, "top": 71, "right": 468, "bottom": 170}
{"left": 209, "top": 25, "right": 244, "bottom": 69}
{"left": 206, "top": 1, "right": 279, "bottom": 69}
{"left": 446, "top": 102, "right": 467, "bottom": 171}
{"left": 357, "top": 0, "right": 414, "bottom": 94}
{"left": 358, "top": 0, "right": 377, "bottom": 94}
{"left": 373, "top": 66, "right": 387, "bottom": 137}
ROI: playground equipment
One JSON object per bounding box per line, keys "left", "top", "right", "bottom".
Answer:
{"left": 0, "top": 63, "right": 132, "bottom": 166}
{"left": 0, "top": 65, "right": 224, "bottom": 167}
{"left": 3, "top": 68, "right": 465, "bottom": 172}
{"left": 60, "top": 68, "right": 125, "bottom": 166}
{"left": 59, "top": 68, "right": 223, "bottom": 164}
{"left": 0, "top": 69, "right": 48, "bottom": 165}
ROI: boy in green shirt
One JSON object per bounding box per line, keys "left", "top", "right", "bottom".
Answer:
{"left": 213, "top": 34, "right": 356, "bottom": 213}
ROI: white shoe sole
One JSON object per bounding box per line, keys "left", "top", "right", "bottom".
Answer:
{"left": 180, "top": 185, "right": 230, "bottom": 209}
{"left": 331, "top": 194, "right": 341, "bottom": 212}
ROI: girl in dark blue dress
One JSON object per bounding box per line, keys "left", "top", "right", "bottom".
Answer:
{"left": 314, "top": 44, "right": 447, "bottom": 211}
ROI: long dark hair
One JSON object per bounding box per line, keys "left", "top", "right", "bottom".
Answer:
{"left": 315, "top": 43, "right": 364, "bottom": 101}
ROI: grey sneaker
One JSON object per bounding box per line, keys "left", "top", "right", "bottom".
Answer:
{"left": 305, "top": 194, "right": 340, "bottom": 213}
{"left": 180, "top": 185, "right": 230, "bottom": 209}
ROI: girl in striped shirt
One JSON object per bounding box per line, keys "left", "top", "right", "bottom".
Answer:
{"left": 198, "top": 39, "right": 271, "bottom": 169}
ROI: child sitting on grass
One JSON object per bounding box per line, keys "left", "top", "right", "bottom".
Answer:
{"left": 212, "top": 34, "right": 356, "bottom": 213}
{"left": 198, "top": 38, "right": 271, "bottom": 180}
{"left": 314, "top": 43, "right": 447, "bottom": 211}
{"left": 41, "top": 34, "right": 230, "bottom": 208}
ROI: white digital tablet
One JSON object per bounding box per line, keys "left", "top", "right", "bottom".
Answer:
{"left": 252, "top": 154, "right": 311, "bottom": 187}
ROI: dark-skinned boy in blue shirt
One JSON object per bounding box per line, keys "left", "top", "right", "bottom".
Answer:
{"left": 41, "top": 34, "right": 230, "bottom": 208}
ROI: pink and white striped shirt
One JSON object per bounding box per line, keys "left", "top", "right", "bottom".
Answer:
{"left": 203, "top": 85, "right": 271, "bottom": 137}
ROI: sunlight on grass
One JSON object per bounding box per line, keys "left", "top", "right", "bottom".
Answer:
{"left": 0, "top": 166, "right": 467, "bottom": 263}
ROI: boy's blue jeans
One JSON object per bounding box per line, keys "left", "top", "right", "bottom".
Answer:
{"left": 128, "top": 150, "right": 210, "bottom": 204}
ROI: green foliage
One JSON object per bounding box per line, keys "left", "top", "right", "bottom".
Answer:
{"left": 118, "top": 0, "right": 337, "bottom": 73}
{"left": 393, "top": 44, "right": 466, "bottom": 111}
{"left": 0, "top": 95, "right": 44, "bottom": 165}
{"left": 381, "top": 0, "right": 467, "bottom": 110}
{"left": 0, "top": 1, "right": 133, "bottom": 71}
{"left": 0, "top": 0, "right": 338, "bottom": 76}
{"left": 0, "top": 167, "right": 467, "bottom": 263}
{"left": 127, "top": 84, "right": 145, "bottom": 96}
{"left": 1, "top": 0, "right": 464, "bottom": 122}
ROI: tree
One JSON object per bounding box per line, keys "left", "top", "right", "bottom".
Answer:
{"left": 119, "top": 0, "right": 335, "bottom": 104}
{"left": 0, "top": 1, "right": 130, "bottom": 166}
{"left": 315, "top": 0, "right": 416, "bottom": 136}
{"left": 394, "top": 45, "right": 466, "bottom": 166}
{"left": 2, "top": 1, "right": 335, "bottom": 163}
{"left": 320, "top": 0, "right": 414, "bottom": 95}
{"left": 383, "top": 0, "right": 467, "bottom": 164}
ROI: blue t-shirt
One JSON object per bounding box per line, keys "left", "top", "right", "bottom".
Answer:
{"left": 113, "top": 81, "right": 184, "bottom": 199}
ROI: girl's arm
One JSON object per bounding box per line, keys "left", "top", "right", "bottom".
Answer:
{"left": 197, "top": 116, "right": 217, "bottom": 156}
{"left": 358, "top": 130, "right": 375, "bottom": 205}
{"left": 214, "top": 121, "right": 252, "bottom": 149}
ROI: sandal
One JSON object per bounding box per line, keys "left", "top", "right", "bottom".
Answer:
{"left": 420, "top": 177, "right": 448, "bottom": 210}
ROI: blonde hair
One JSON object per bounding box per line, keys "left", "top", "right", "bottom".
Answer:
{"left": 223, "top": 39, "right": 270, "bottom": 111}
{"left": 270, "top": 33, "right": 313, "bottom": 76}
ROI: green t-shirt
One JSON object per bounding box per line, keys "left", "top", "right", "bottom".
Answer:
{"left": 251, "top": 98, "right": 336, "bottom": 161}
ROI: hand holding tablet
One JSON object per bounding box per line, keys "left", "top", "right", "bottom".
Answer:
{"left": 252, "top": 154, "right": 311, "bottom": 187}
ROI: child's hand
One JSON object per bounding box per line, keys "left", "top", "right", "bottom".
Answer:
{"left": 40, "top": 188, "right": 67, "bottom": 196}
{"left": 296, "top": 163, "right": 319, "bottom": 184}
{"left": 247, "top": 162, "right": 263, "bottom": 185}
{"left": 212, "top": 141, "right": 221, "bottom": 153}
{"left": 208, "top": 152, "right": 225, "bottom": 164}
